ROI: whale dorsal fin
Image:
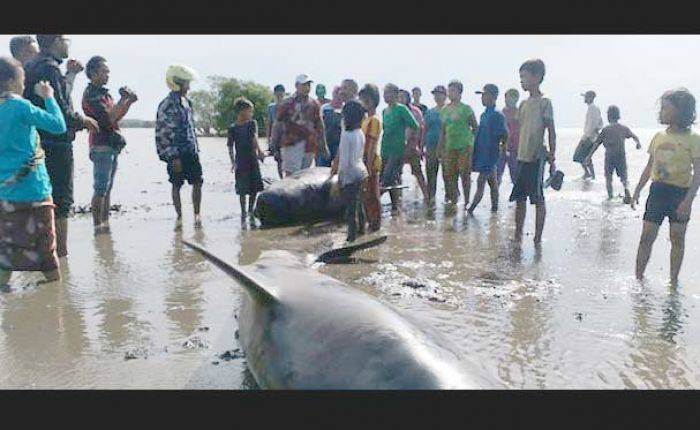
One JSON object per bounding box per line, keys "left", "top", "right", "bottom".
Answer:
{"left": 182, "top": 240, "right": 278, "bottom": 304}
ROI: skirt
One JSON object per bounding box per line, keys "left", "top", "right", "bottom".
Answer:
{"left": 0, "top": 198, "right": 59, "bottom": 272}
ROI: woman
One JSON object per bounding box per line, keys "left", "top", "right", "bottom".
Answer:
{"left": 0, "top": 57, "right": 67, "bottom": 285}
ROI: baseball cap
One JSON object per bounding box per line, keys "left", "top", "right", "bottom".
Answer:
{"left": 476, "top": 84, "right": 499, "bottom": 97}
{"left": 581, "top": 90, "right": 596, "bottom": 98}
{"left": 295, "top": 74, "right": 313, "bottom": 85}
{"left": 431, "top": 85, "right": 447, "bottom": 94}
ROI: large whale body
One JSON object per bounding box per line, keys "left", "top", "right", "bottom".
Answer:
{"left": 255, "top": 167, "right": 344, "bottom": 227}
{"left": 183, "top": 241, "right": 499, "bottom": 389}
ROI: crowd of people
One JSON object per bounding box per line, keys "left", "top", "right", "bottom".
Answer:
{"left": 1, "top": 34, "right": 699, "bottom": 289}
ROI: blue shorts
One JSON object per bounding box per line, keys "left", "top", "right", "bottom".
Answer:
{"left": 90, "top": 148, "right": 118, "bottom": 197}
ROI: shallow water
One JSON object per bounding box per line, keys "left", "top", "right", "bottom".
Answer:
{"left": 1, "top": 127, "right": 699, "bottom": 389}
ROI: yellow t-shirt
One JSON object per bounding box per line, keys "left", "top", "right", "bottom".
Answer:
{"left": 648, "top": 129, "right": 700, "bottom": 188}
{"left": 361, "top": 115, "right": 382, "bottom": 172}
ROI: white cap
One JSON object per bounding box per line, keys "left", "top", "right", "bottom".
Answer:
{"left": 295, "top": 74, "right": 313, "bottom": 85}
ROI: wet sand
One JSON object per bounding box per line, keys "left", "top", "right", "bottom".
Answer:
{"left": 1, "top": 128, "right": 699, "bottom": 389}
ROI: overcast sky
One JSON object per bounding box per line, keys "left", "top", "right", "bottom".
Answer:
{"left": 1, "top": 34, "right": 698, "bottom": 128}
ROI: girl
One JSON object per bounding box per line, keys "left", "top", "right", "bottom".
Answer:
{"left": 630, "top": 88, "right": 700, "bottom": 284}
{"left": 0, "top": 56, "right": 67, "bottom": 285}
{"left": 331, "top": 100, "right": 368, "bottom": 243}
{"left": 228, "top": 97, "right": 265, "bottom": 219}
{"left": 359, "top": 83, "right": 382, "bottom": 232}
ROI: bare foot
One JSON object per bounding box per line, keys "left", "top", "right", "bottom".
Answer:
{"left": 194, "top": 214, "right": 203, "bottom": 229}
{"left": 174, "top": 217, "right": 183, "bottom": 232}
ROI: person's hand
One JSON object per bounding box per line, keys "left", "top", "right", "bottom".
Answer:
{"left": 34, "top": 81, "right": 54, "bottom": 99}
{"left": 66, "top": 59, "right": 84, "bottom": 74}
{"left": 676, "top": 197, "right": 693, "bottom": 221}
{"left": 83, "top": 117, "right": 99, "bottom": 133}
{"left": 171, "top": 158, "right": 183, "bottom": 174}
{"left": 636, "top": 143, "right": 642, "bottom": 150}
{"left": 630, "top": 189, "right": 640, "bottom": 210}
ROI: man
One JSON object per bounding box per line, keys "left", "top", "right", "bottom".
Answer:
{"left": 318, "top": 86, "right": 343, "bottom": 167}
{"left": 315, "top": 83, "right": 330, "bottom": 106}
{"left": 156, "top": 64, "right": 202, "bottom": 231}
{"left": 267, "top": 84, "right": 285, "bottom": 179}
{"left": 9, "top": 36, "right": 39, "bottom": 66}
{"left": 276, "top": 74, "right": 328, "bottom": 176}
{"left": 574, "top": 90, "right": 602, "bottom": 179}
{"left": 23, "top": 34, "right": 99, "bottom": 257}
{"left": 82, "top": 56, "right": 137, "bottom": 234}
{"left": 469, "top": 84, "right": 508, "bottom": 213}
{"left": 412, "top": 87, "right": 428, "bottom": 115}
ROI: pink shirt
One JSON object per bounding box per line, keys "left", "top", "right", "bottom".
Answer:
{"left": 503, "top": 106, "right": 520, "bottom": 152}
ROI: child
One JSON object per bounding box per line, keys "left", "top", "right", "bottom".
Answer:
{"left": 398, "top": 89, "right": 429, "bottom": 203}
{"left": 498, "top": 88, "right": 520, "bottom": 186}
{"left": 469, "top": 84, "right": 508, "bottom": 213}
{"left": 267, "top": 84, "right": 285, "bottom": 179}
{"left": 0, "top": 56, "right": 67, "bottom": 285}
{"left": 228, "top": 97, "right": 265, "bottom": 219}
{"left": 630, "top": 88, "right": 700, "bottom": 284}
{"left": 439, "top": 79, "right": 479, "bottom": 209}
{"left": 331, "top": 100, "right": 368, "bottom": 243}
{"left": 359, "top": 83, "right": 382, "bottom": 232}
{"left": 584, "top": 105, "right": 641, "bottom": 201}
{"left": 509, "top": 59, "right": 557, "bottom": 244}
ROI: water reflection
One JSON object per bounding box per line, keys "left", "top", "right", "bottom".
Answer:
{"left": 164, "top": 229, "right": 205, "bottom": 337}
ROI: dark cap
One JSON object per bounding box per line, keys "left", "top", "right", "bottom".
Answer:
{"left": 476, "top": 84, "right": 499, "bottom": 97}
{"left": 431, "top": 85, "right": 447, "bottom": 94}
{"left": 273, "top": 84, "right": 285, "bottom": 93}
{"left": 581, "top": 90, "right": 596, "bottom": 98}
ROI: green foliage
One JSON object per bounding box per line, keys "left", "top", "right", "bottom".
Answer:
{"left": 190, "top": 76, "right": 274, "bottom": 136}
{"left": 189, "top": 89, "right": 217, "bottom": 135}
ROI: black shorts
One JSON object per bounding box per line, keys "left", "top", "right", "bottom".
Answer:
{"left": 604, "top": 151, "right": 627, "bottom": 181}
{"left": 167, "top": 152, "right": 203, "bottom": 187}
{"left": 43, "top": 143, "right": 74, "bottom": 218}
{"left": 643, "top": 182, "right": 689, "bottom": 225}
{"left": 509, "top": 158, "right": 545, "bottom": 205}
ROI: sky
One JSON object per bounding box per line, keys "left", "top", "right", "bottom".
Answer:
{"left": 2, "top": 34, "right": 699, "bottom": 128}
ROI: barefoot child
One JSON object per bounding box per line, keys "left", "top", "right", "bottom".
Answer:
{"left": 359, "top": 83, "right": 382, "bottom": 232}
{"left": 0, "top": 57, "right": 66, "bottom": 285}
{"left": 469, "top": 84, "right": 508, "bottom": 213}
{"left": 228, "top": 97, "right": 265, "bottom": 219}
{"left": 630, "top": 88, "right": 700, "bottom": 284}
{"left": 584, "top": 105, "right": 641, "bottom": 201}
{"left": 509, "top": 59, "right": 557, "bottom": 244}
{"left": 331, "top": 100, "right": 368, "bottom": 243}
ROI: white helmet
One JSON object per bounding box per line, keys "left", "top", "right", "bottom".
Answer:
{"left": 166, "top": 64, "right": 198, "bottom": 91}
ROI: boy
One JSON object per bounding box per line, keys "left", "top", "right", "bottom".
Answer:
{"left": 509, "top": 59, "right": 556, "bottom": 244}
{"left": 583, "top": 105, "right": 641, "bottom": 201}
{"left": 469, "top": 84, "right": 508, "bottom": 213}
{"left": 630, "top": 88, "right": 700, "bottom": 284}
{"left": 498, "top": 88, "right": 520, "bottom": 186}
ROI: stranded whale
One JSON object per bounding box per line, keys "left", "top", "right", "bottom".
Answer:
{"left": 183, "top": 240, "right": 499, "bottom": 389}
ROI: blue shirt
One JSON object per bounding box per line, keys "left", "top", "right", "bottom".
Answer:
{"left": 424, "top": 106, "right": 443, "bottom": 151}
{"left": 472, "top": 106, "right": 507, "bottom": 173}
{"left": 0, "top": 95, "right": 66, "bottom": 202}
{"left": 267, "top": 102, "right": 277, "bottom": 128}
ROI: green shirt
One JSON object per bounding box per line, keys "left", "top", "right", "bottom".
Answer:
{"left": 441, "top": 102, "right": 475, "bottom": 150}
{"left": 381, "top": 103, "right": 419, "bottom": 158}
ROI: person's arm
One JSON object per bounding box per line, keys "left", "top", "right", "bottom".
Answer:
{"left": 364, "top": 118, "right": 379, "bottom": 171}
{"left": 109, "top": 94, "right": 136, "bottom": 124}
{"left": 23, "top": 88, "right": 67, "bottom": 135}
{"left": 252, "top": 120, "right": 264, "bottom": 160}
{"left": 227, "top": 129, "right": 236, "bottom": 172}
{"left": 45, "top": 64, "right": 85, "bottom": 132}
{"left": 155, "top": 99, "right": 180, "bottom": 163}
{"left": 438, "top": 118, "right": 446, "bottom": 159}
{"left": 628, "top": 127, "right": 642, "bottom": 150}
{"left": 631, "top": 155, "right": 653, "bottom": 210}
{"left": 266, "top": 106, "right": 274, "bottom": 142}
{"left": 544, "top": 100, "right": 556, "bottom": 173}
{"left": 315, "top": 104, "right": 329, "bottom": 158}
{"left": 498, "top": 114, "right": 509, "bottom": 154}
{"left": 676, "top": 157, "right": 700, "bottom": 220}
{"left": 404, "top": 105, "right": 420, "bottom": 130}
{"left": 468, "top": 111, "right": 478, "bottom": 134}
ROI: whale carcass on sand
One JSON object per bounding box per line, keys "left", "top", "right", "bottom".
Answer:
{"left": 254, "top": 167, "right": 344, "bottom": 227}
{"left": 183, "top": 240, "right": 500, "bottom": 389}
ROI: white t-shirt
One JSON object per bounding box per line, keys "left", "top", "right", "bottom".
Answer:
{"left": 338, "top": 128, "right": 368, "bottom": 186}
{"left": 583, "top": 103, "right": 603, "bottom": 141}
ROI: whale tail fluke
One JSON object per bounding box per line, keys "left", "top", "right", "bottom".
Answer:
{"left": 182, "top": 239, "right": 278, "bottom": 304}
